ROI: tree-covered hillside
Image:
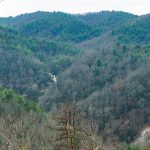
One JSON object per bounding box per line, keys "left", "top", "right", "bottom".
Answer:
{"left": 0, "top": 12, "right": 101, "bottom": 42}
{"left": 0, "top": 88, "right": 56, "bottom": 150}
{"left": 77, "top": 11, "right": 137, "bottom": 30}
{"left": 38, "top": 13, "right": 150, "bottom": 143}
{"left": 0, "top": 11, "right": 137, "bottom": 42}
{"left": 0, "top": 11, "right": 150, "bottom": 148}
{"left": 112, "top": 14, "right": 150, "bottom": 44}
{"left": 0, "top": 25, "right": 81, "bottom": 99}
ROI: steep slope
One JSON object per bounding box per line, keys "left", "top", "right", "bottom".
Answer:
{"left": 112, "top": 14, "right": 150, "bottom": 44}
{"left": 0, "top": 11, "right": 101, "bottom": 42}
{"left": 0, "top": 25, "right": 50, "bottom": 99}
{"left": 39, "top": 14, "right": 150, "bottom": 143}
{"left": 0, "top": 25, "right": 81, "bottom": 100}
{"left": 0, "top": 11, "right": 150, "bottom": 145}
{"left": 0, "top": 11, "right": 137, "bottom": 42}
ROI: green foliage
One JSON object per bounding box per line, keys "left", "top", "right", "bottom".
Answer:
{"left": 77, "top": 11, "right": 137, "bottom": 31}
{"left": 0, "top": 11, "right": 150, "bottom": 147}
{"left": 0, "top": 88, "right": 41, "bottom": 112}
{"left": 0, "top": 88, "right": 55, "bottom": 150}
{"left": 40, "top": 19, "right": 150, "bottom": 143}
{"left": 0, "top": 12, "right": 102, "bottom": 42}
{"left": 113, "top": 15, "right": 150, "bottom": 44}
{"left": 123, "top": 144, "right": 140, "bottom": 150}
{"left": 0, "top": 24, "right": 82, "bottom": 99}
{"left": 123, "top": 144, "right": 149, "bottom": 150}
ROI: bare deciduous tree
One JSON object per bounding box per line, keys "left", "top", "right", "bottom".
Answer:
{"left": 51, "top": 103, "right": 104, "bottom": 150}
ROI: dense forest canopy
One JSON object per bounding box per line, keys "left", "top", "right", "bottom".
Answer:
{"left": 0, "top": 11, "right": 150, "bottom": 149}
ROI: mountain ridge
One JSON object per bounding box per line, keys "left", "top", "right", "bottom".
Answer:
{"left": 0, "top": 10, "right": 150, "bottom": 147}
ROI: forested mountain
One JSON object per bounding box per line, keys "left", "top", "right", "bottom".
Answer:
{"left": 38, "top": 12, "right": 150, "bottom": 143}
{"left": 0, "top": 24, "right": 81, "bottom": 99}
{"left": 0, "top": 11, "right": 137, "bottom": 42}
{"left": 0, "top": 11, "right": 150, "bottom": 149}
{"left": 0, "top": 12, "right": 101, "bottom": 42}
{"left": 77, "top": 11, "right": 137, "bottom": 30}
{"left": 112, "top": 14, "right": 150, "bottom": 44}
